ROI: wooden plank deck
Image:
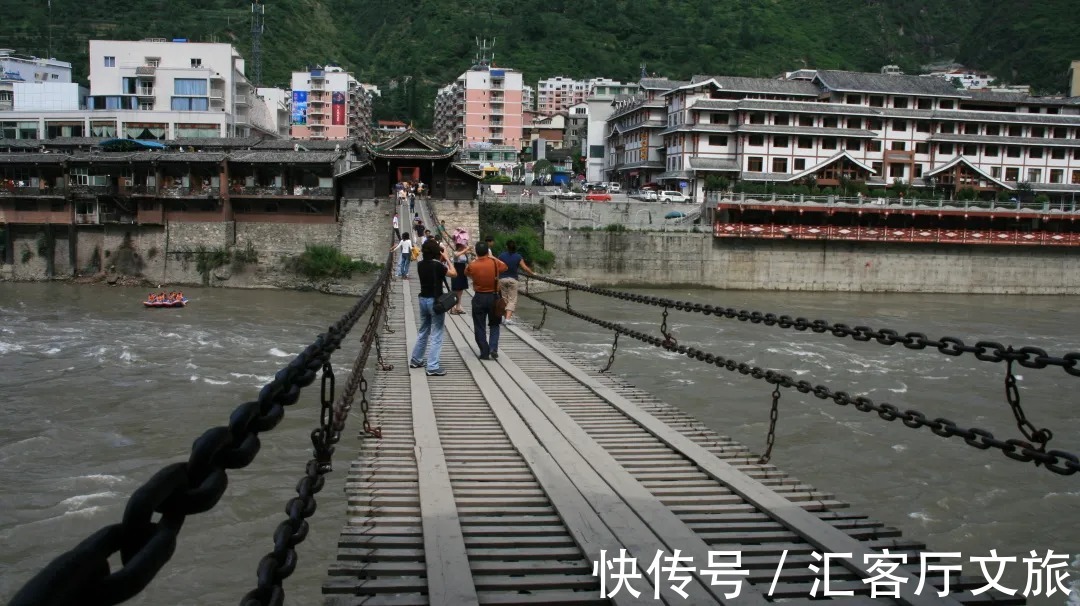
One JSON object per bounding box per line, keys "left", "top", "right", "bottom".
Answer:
{"left": 324, "top": 202, "right": 1022, "bottom": 606}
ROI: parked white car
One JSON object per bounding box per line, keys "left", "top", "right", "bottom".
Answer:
{"left": 659, "top": 190, "right": 688, "bottom": 203}
{"left": 607, "top": 182, "right": 622, "bottom": 193}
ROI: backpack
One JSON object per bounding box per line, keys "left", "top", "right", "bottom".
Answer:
{"left": 410, "top": 245, "right": 421, "bottom": 261}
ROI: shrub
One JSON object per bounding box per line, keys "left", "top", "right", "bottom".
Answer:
{"left": 491, "top": 226, "right": 555, "bottom": 271}
{"left": 292, "top": 244, "right": 377, "bottom": 280}
{"left": 604, "top": 223, "right": 627, "bottom": 232}
{"left": 231, "top": 240, "right": 259, "bottom": 272}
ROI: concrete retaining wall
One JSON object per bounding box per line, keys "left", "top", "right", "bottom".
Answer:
{"left": 544, "top": 228, "right": 1080, "bottom": 294}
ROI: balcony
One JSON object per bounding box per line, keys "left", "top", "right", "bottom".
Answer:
{"left": 234, "top": 94, "right": 249, "bottom": 106}
{"left": 0, "top": 185, "right": 65, "bottom": 197}
{"left": 70, "top": 184, "right": 114, "bottom": 196}
{"left": 159, "top": 186, "right": 217, "bottom": 198}
{"left": 210, "top": 89, "right": 225, "bottom": 99}
{"left": 137, "top": 87, "right": 155, "bottom": 98}
{"left": 135, "top": 65, "right": 156, "bottom": 77}
{"left": 884, "top": 150, "right": 914, "bottom": 161}
{"left": 311, "top": 81, "right": 325, "bottom": 91}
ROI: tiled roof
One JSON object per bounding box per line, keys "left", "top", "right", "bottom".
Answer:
{"left": 814, "top": 70, "right": 963, "bottom": 97}
{"left": 450, "top": 163, "right": 482, "bottom": 179}
{"left": 638, "top": 78, "right": 688, "bottom": 90}
{"left": 0, "top": 139, "right": 42, "bottom": 150}
{"left": 688, "top": 99, "right": 740, "bottom": 110}
{"left": 924, "top": 155, "right": 1009, "bottom": 188}
{"left": 40, "top": 137, "right": 108, "bottom": 147}
{"left": 169, "top": 137, "right": 265, "bottom": 149}
{"left": 0, "top": 153, "right": 67, "bottom": 164}
{"left": 735, "top": 99, "right": 878, "bottom": 116}
{"left": 255, "top": 139, "right": 350, "bottom": 150}
{"left": 928, "top": 133, "right": 1080, "bottom": 147}
{"left": 611, "top": 160, "right": 664, "bottom": 171}
{"left": 658, "top": 124, "right": 738, "bottom": 136}
{"left": 961, "top": 90, "right": 1080, "bottom": 106}
{"left": 737, "top": 125, "right": 877, "bottom": 138}
{"left": 226, "top": 150, "right": 343, "bottom": 163}
{"left": 681, "top": 75, "right": 821, "bottom": 97}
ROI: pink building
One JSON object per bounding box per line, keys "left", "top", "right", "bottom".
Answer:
{"left": 435, "top": 65, "right": 525, "bottom": 150}
{"left": 289, "top": 66, "right": 373, "bottom": 141}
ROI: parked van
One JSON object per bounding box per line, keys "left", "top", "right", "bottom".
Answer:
{"left": 607, "top": 182, "right": 622, "bottom": 193}
{"left": 659, "top": 191, "right": 688, "bottom": 203}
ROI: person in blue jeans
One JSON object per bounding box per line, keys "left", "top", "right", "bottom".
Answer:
{"left": 390, "top": 231, "right": 413, "bottom": 279}
{"left": 409, "top": 239, "right": 457, "bottom": 376}
{"left": 465, "top": 242, "right": 508, "bottom": 360}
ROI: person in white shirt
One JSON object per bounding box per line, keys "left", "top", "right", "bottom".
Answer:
{"left": 390, "top": 232, "right": 413, "bottom": 279}
{"left": 392, "top": 213, "right": 400, "bottom": 238}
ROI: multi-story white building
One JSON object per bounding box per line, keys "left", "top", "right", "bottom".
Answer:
{"left": 584, "top": 79, "right": 651, "bottom": 183}
{"left": 433, "top": 62, "right": 526, "bottom": 150}
{"left": 289, "top": 65, "right": 374, "bottom": 141}
{"left": 1, "top": 49, "right": 77, "bottom": 113}
{"left": 604, "top": 78, "right": 684, "bottom": 187}
{"left": 0, "top": 39, "right": 280, "bottom": 140}
{"left": 536, "top": 76, "right": 636, "bottom": 116}
{"left": 616, "top": 70, "right": 1080, "bottom": 202}
{"left": 256, "top": 86, "right": 291, "bottom": 138}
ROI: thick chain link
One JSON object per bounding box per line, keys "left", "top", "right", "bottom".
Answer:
{"left": 758, "top": 386, "right": 781, "bottom": 464}
{"left": 12, "top": 250, "right": 396, "bottom": 606}
{"left": 535, "top": 303, "right": 548, "bottom": 330}
{"left": 526, "top": 275, "right": 1080, "bottom": 377}
{"left": 660, "top": 307, "right": 677, "bottom": 348}
{"left": 600, "top": 332, "right": 619, "bottom": 373}
{"left": 1004, "top": 355, "right": 1053, "bottom": 455}
{"left": 521, "top": 291, "right": 1080, "bottom": 476}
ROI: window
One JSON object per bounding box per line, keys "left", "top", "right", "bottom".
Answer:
{"left": 868, "top": 118, "right": 883, "bottom": 130}
{"left": 1005, "top": 167, "right": 1019, "bottom": 181}
{"left": 1031, "top": 126, "right": 1045, "bottom": 138}
{"left": 891, "top": 141, "right": 906, "bottom": 151}
{"left": 772, "top": 158, "right": 788, "bottom": 173}
{"left": 794, "top": 158, "right": 806, "bottom": 171}
{"left": 914, "top": 164, "right": 924, "bottom": 177}
{"left": 748, "top": 113, "right": 765, "bottom": 125}
{"left": 1052, "top": 148, "right": 1066, "bottom": 160}
{"left": 939, "top": 143, "right": 954, "bottom": 155}
{"left": 847, "top": 117, "right": 862, "bottom": 129}
{"left": 939, "top": 100, "right": 954, "bottom": 109}
{"left": 846, "top": 139, "right": 861, "bottom": 151}
{"left": 1073, "top": 170, "right": 1080, "bottom": 184}
{"left": 867, "top": 140, "right": 882, "bottom": 152}
{"left": 917, "top": 98, "right": 933, "bottom": 110}
{"left": 1050, "top": 169, "right": 1063, "bottom": 183}
{"left": 774, "top": 114, "right": 789, "bottom": 126}
{"left": 138, "top": 101, "right": 154, "bottom": 110}
{"left": 50, "top": 74, "right": 58, "bottom": 80}
{"left": 171, "top": 97, "right": 209, "bottom": 111}
{"left": 985, "top": 124, "right": 1000, "bottom": 136}
{"left": 845, "top": 94, "right": 861, "bottom": 104}
{"left": 916, "top": 121, "right": 931, "bottom": 133}
{"left": 1053, "top": 127, "right": 1067, "bottom": 138}
{"left": 940, "top": 123, "right": 954, "bottom": 134}
{"left": 821, "top": 137, "right": 836, "bottom": 150}
{"left": 797, "top": 136, "right": 813, "bottom": 149}
{"left": 174, "top": 78, "right": 208, "bottom": 96}
{"left": 1028, "top": 168, "right": 1042, "bottom": 182}
{"left": 708, "top": 135, "right": 727, "bottom": 146}
{"left": 122, "top": 77, "right": 137, "bottom": 94}
{"left": 1006, "top": 146, "right": 1021, "bottom": 158}
{"left": 964, "top": 123, "right": 980, "bottom": 135}
{"left": 822, "top": 116, "right": 838, "bottom": 128}
{"left": 589, "top": 145, "right": 604, "bottom": 158}
{"left": 869, "top": 95, "right": 884, "bottom": 107}
{"left": 915, "top": 142, "right": 929, "bottom": 154}
{"left": 772, "top": 135, "right": 788, "bottom": 148}
{"left": 747, "top": 157, "right": 763, "bottom": 172}
{"left": 1029, "top": 147, "right": 1043, "bottom": 159}
{"left": 1075, "top": 148, "right": 1080, "bottom": 160}
{"left": 710, "top": 113, "right": 726, "bottom": 124}
{"left": 1008, "top": 125, "right": 1022, "bottom": 137}
{"left": 889, "top": 164, "right": 906, "bottom": 178}
{"left": 892, "top": 119, "right": 907, "bottom": 131}
{"left": 145, "top": 57, "right": 160, "bottom": 67}
{"left": 893, "top": 97, "right": 909, "bottom": 109}
{"left": 799, "top": 115, "right": 814, "bottom": 127}
{"left": 985, "top": 145, "right": 998, "bottom": 157}
{"left": 191, "top": 58, "right": 202, "bottom": 68}
{"left": 104, "top": 56, "right": 115, "bottom": 67}
{"left": 748, "top": 135, "right": 764, "bottom": 147}
{"left": 963, "top": 144, "right": 977, "bottom": 156}
{"left": 991, "top": 167, "right": 1002, "bottom": 179}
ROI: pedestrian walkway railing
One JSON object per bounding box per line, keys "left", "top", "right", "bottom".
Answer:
{"left": 522, "top": 274, "right": 1080, "bottom": 476}
{"left": 708, "top": 191, "right": 1080, "bottom": 213}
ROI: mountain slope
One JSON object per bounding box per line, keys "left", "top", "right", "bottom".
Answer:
{"left": 2, "top": 0, "right": 1079, "bottom": 127}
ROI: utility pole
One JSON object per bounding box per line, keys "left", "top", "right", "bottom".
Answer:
{"left": 251, "top": 0, "right": 265, "bottom": 87}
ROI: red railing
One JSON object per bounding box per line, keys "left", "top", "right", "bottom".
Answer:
{"left": 713, "top": 222, "right": 1080, "bottom": 247}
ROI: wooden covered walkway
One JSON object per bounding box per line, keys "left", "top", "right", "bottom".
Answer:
{"left": 321, "top": 206, "right": 1020, "bottom": 606}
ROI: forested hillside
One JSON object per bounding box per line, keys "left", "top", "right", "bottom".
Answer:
{"left": 3, "top": 0, "right": 1079, "bottom": 126}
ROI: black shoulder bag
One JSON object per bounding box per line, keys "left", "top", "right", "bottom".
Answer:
{"left": 430, "top": 262, "right": 457, "bottom": 314}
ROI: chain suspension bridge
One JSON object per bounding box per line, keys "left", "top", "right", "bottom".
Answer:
{"left": 10, "top": 199, "right": 1078, "bottom": 606}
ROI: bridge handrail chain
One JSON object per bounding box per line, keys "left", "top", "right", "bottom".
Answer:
{"left": 12, "top": 250, "right": 396, "bottom": 606}
{"left": 525, "top": 274, "right": 1080, "bottom": 377}
{"left": 521, "top": 291, "right": 1080, "bottom": 476}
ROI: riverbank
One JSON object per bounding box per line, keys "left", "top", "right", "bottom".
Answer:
{"left": 544, "top": 228, "right": 1080, "bottom": 295}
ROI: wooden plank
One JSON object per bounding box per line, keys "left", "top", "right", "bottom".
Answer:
{"left": 438, "top": 309, "right": 662, "bottom": 606}
{"left": 401, "top": 280, "right": 480, "bottom": 606}
{"left": 506, "top": 324, "right": 961, "bottom": 606}
{"left": 466, "top": 333, "right": 767, "bottom": 606}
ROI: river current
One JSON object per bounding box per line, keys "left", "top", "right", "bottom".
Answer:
{"left": 0, "top": 282, "right": 1077, "bottom": 605}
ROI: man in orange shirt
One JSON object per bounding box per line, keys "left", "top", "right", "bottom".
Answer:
{"left": 465, "top": 242, "right": 508, "bottom": 360}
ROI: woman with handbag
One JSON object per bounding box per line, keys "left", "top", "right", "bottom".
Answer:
{"left": 409, "top": 238, "right": 458, "bottom": 376}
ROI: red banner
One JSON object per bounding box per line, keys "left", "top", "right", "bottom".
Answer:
{"left": 332, "top": 91, "right": 345, "bottom": 125}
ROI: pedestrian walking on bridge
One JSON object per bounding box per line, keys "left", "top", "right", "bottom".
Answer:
{"left": 466, "top": 242, "right": 508, "bottom": 360}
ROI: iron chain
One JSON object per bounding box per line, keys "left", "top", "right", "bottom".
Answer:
{"left": 758, "top": 386, "right": 781, "bottom": 464}
{"left": 12, "top": 250, "right": 396, "bottom": 606}
{"left": 526, "top": 275, "right": 1080, "bottom": 377}
{"left": 521, "top": 290, "right": 1080, "bottom": 476}
{"left": 600, "top": 332, "right": 619, "bottom": 373}
{"left": 1004, "top": 355, "right": 1053, "bottom": 455}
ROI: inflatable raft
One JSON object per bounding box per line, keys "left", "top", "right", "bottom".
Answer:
{"left": 143, "top": 298, "right": 188, "bottom": 308}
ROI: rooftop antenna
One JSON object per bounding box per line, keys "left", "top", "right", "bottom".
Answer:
{"left": 47, "top": 0, "right": 53, "bottom": 58}
{"left": 640, "top": 62, "right": 647, "bottom": 79}
{"left": 251, "top": 0, "right": 265, "bottom": 86}
{"left": 475, "top": 37, "right": 494, "bottom": 68}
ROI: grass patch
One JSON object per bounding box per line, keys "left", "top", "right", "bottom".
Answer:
{"left": 292, "top": 244, "right": 379, "bottom": 280}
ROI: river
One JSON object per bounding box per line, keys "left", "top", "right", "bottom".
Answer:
{"left": 0, "top": 282, "right": 1077, "bottom": 605}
